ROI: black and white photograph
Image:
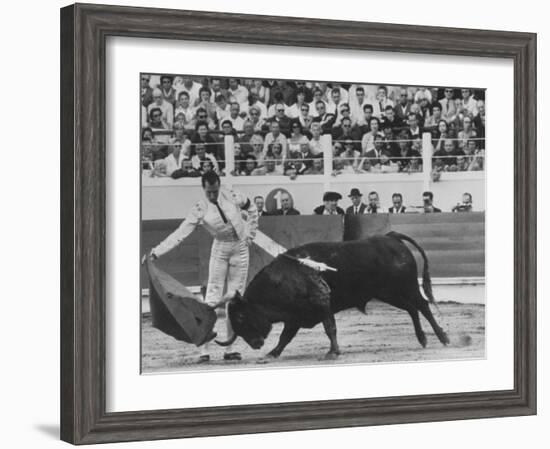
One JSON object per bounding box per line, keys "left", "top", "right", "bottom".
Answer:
{"left": 140, "top": 74, "right": 486, "bottom": 372}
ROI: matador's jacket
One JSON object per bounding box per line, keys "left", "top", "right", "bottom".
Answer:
{"left": 152, "top": 187, "right": 258, "bottom": 306}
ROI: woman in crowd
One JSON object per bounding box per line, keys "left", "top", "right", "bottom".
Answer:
{"left": 288, "top": 122, "right": 309, "bottom": 153}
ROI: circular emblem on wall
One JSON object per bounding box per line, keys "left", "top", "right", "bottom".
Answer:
{"left": 265, "top": 188, "right": 293, "bottom": 213}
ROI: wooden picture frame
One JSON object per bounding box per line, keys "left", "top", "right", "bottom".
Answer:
{"left": 60, "top": 3, "right": 537, "bottom": 444}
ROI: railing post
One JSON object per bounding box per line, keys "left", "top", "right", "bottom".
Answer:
{"left": 422, "top": 132, "right": 432, "bottom": 192}
{"left": 321, "top": 134, "right": 333, "bottom": 191}
{"left": 224, "top": 134, "right": 235, "bottom": 187}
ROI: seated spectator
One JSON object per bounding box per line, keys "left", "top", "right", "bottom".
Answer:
{"left": 148, "top": 107, "right": 169, "bottom": 130}
{"left": 308, "top": 122, "right": 324, "bottom": 156}
{"left": 246, "top": 89, "right": 268, "bottom": 120}
{"left": 295, "top": 103, "right": 314, "bottom": 132}
{"left": 254, "top": 195, "right": 270, "bottom": 216}
{"left": 252, "top": 155, "right": 283, "bottom": 176}
{"left": 327, "top": 87, "right": 348, "bottom": 116}
{"left": 350, "top": 86, "right": 369, "bottom": 124}
{"left": 284, "top": 160, "right": 300, "bottom": 180}
{"left": 151, "top": 142, "right": 186, "bottom": 177}
{"left": 273, "top": 191, "right": 300, "bottom": 215}
{"left": 332, "top": 117, "right": 361, "bottom": 151}
{"left": 458, "top": 116, "right": 477, "bottom": 149}
{"left": 333, "top": 103, "right": 355, "bottom": 127}
{"left": 159, "top": 75, "right": 177, "bottom": 107}
{"left": 220, "top": 119, "right": 237, "bottom": 137}
{"left": 393, "top": 131, "right": 421, "bottom": 172}
{"left": 266, "top": 103, "right": 293, "bottom": 136}
{"left": 227, "top": 102, "right": 245, "bottom": 131}
{"left": 175, "top": 77, "right": 202, "bottom": 105}
{"left": 238, "top": 120, "right": 256, "bottom": 149}
{"left": 424, "top": 101, "right": 443, "bottom": 128}
{"left": 200, "top": 159, "right": 216, "bottom": 175}
{"left": 380, "top": 105, "right": 403, "bottom": 131}
{"left": 332, "top": 156, "right": 356, "bottom": 176}
{"left": 141, "top": 74, "right": 154, "bottom": 108}
{"left": 365, "top": 191, "right": 385, "bottom": 213}
{"left": 191, "top": 107, "right": 216, "bottom": 131}
{"left": 308, "top": 89, "right": 326, "bottom": 118}
{"left": 287, "top": 88, "right": 309, "bottom": 118}
{"left": 263, "top": 121, "right": 288, "bottom": 156}
{"left": 340, "top": 139, "right": 361, "bottom": 170}
{"left": 361, "top": 117, "right": 384, "bottom": 153}
{"left": 288, "top": 122, "right": 309, "bottom": 153}
{"left": 406, "top": 111, "right": 423, "bottom": 139}
{"left": 422, "top": 191, "right": 442, "bottom": 213}
{"left": 174, "top": 91, "right": 195, "bottom": 128}
{"left": 304, "top": 156, "right": 324, "bottom": 175}
{"left": 355, "top": 157, "right": 373, "bottom": 174}
{"left": 237, "top": 155, "right": 258, "bottom": 176}
{"left": 433, "top": 119, "right": 450, "bottom": 151}
{"left": 215, "top": 94, "right": 231, "bottom": 123}
{"left": 314, "top": 192, "right": 344, "bottom": 215}
{"left": 433, "top": 139, "right": 465, "bottom": 170}
{"left": 195, "top": 87, "right": 217, "bottom": 120}
{"left": 252, "top": 79, "right": 270, "bottom": 105}
{"left": 388, "top": 193, "right": 406, "bottom": 213}
{"left": 270, "top": 80, "right": 295, "bottom": 108}
{"left": 345, "top": 188, "right": 367, "bottom": 215}
{"left": 247, "top": 106, "right": 266, "bottom": 132}
{"left": 227, "top": 78, "right": 249, "bottom": 111}
{"left": 356, "top": 104, "right": 374, "bottom": 133}
{"left": 394, "top": 88, "right": 412, "bottom": 121}
{"left": 372, "top": 150, "right": 399, "bottom": 173}
{"left": 147, "top": 88, "right": 174, "bottom": 129}
{"left": 473, "top": 100, "right": 485, "bottom": 138}
{"left": 452, "top": 192, "right": 473, "bottom": 212}
{"left": 171, "top": 158, "right": 201, "bottom": 178}
{"left": 460, "top": 88, "right": 479, "bottom": 117}
{"left": 313, "top": 101, "right": 336, "bottom": 134}
{"left": 362, "top": 134, "right": 385, "bottom": 166}
{"left": 192, "top": 120, "right": 221, "bottom": 161}
{"left": 191, "top": 143, "right": 219, "bottom": 174}
{"left": 381, "top": 124, "right": 398, "bottom": 155}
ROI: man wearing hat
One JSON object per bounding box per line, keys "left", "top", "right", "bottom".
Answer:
{"left": 314, "top": 192, "right": 345, "bottom": 215}
{"left": 345, "top": 188, "right": 367, "bottom": 215}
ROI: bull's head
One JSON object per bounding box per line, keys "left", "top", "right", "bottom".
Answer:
{"left": 212, "top": 291, "right": 272, "bottom": 350}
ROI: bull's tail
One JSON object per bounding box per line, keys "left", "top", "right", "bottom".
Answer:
{"left": 386, "top": 231, "right": 435, "bottom": 304}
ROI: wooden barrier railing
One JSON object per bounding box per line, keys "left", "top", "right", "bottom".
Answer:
{"left": 141, "top": 212, "right": 485, "bottom": 289}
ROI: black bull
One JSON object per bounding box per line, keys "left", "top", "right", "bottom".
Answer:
{"left": 217, "top": 231, "right": 450, "bottom": 359}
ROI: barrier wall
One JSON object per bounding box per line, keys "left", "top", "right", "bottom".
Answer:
{"left": 142, "top": 171, "right": 485, "bottom": 220}
{"left": 141, "top": 212, "right": 485, "bottom": 289}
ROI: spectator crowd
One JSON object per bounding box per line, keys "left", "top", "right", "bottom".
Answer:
{"left": 254, "top": 189, "right": 475, "bottom": 215}
{"left": 141, "top": 75, "right": 486, "bottom": 179}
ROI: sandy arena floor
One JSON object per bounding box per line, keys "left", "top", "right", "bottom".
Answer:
{"left": 141, "top": 300, "right": 485, "bottom": 373}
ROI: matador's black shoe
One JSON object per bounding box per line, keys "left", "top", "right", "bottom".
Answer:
{"left": 223, "top": 352, "right": 242, "bottom": 361}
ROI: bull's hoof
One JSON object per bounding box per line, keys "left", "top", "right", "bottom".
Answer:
{"left": 442, "top": 332, "right": 451, "bottom": 346}
{"left": 418, "top": 333, "right": 427, "bottom": 348}
{"left": 322, "top": 351, "right": 340, "bottom": 361}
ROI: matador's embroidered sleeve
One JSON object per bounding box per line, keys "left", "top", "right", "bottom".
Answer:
{"left": 151, "top": 202, "right": 205, "bottom": 258}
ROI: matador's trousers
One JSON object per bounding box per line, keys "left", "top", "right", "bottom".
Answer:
{"left": 202, "top": 239, "right": 249, "bottom": 354}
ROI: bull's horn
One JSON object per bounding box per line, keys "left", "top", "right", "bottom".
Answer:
{"left": 215, "top": 331, "right": 238, "bottom": 347}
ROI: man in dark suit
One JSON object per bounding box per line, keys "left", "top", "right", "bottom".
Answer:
{"left": 314, "top": 192, "right": 345, "bottom": 215}
{"left": 388, "top": 193, "right": 407, "bottom": 213}
{"left": 312, "top": 101, "right": 336, "bottom": 135}
{"left": 254, "top": 195, "right": 271, "bottom": 217}
{"left": 345, "top": 188, "right": 367, "bottom": 215}
{"left": 273, "top": 191, "right": 300, "bottom": 216}
{"left": 423, "top": 191, "right": 442, "bottom": 213}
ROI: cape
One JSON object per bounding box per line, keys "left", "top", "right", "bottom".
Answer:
{"left": 145, "top": 258, "right": 217, "bottom": 346}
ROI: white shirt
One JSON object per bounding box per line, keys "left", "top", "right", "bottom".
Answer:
{"left": 175, "top": 81, "right": 202, "bottom": 106}
{"left": 152, "top": 188, "right": 258, "bottom": 257}
{"left": 147, "top": 100, "right": 174, "bottom": 128}
{"left": 162, "top": 152, "right": 186, "bottom": 176}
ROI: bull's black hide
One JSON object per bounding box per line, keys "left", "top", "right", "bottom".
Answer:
{"left": 223, "top": 232, "right": 450, "bottom": 359}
